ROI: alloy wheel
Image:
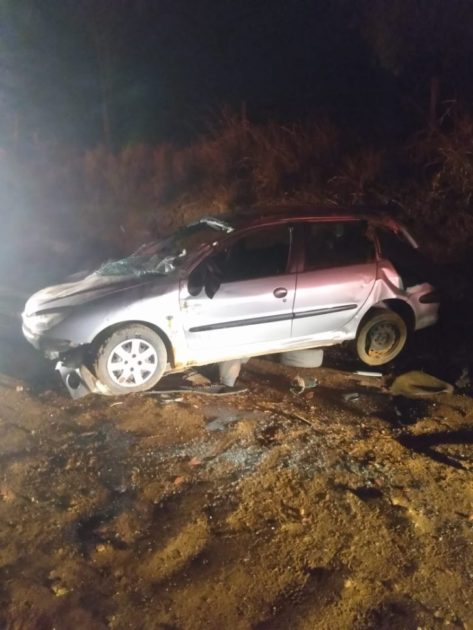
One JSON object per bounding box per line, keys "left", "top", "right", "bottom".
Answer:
{"left": 107, "top": 338, "right": 158, "bottom": 387}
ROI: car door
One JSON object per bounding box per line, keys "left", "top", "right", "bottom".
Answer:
{"left": 179, "top": 224, "right": 296, "bottom": 360}
{"left": 291, "top": 220, "right": 377, "bottom": 341}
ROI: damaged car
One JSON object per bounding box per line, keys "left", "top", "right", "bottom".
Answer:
{"left": 22, "top": 212, "right": 440, "bottom": 396}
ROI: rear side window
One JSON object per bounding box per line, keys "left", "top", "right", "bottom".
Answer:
{"left": 304, "top": 221, "right": 375, "bottom": 271}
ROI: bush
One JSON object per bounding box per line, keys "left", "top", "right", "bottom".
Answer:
{"left": 3, "top": 108, "right": 473, "bottom": 286}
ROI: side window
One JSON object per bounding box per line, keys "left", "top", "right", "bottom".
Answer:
{"left": 221, "top": 225, "right": 291, "bottom": 283}
{"left": 304, "top": 221, "right": 375, "bottom": 271}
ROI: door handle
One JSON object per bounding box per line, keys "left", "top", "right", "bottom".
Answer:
{"left": 273, "top": 287, "right": 288, "bottom": 298}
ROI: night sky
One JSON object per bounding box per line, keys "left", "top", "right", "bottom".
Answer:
{"left": 2, "top": 0, "right": 473, "bottom": 147}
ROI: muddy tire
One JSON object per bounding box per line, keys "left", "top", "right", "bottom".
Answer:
{"left": 94, "top": 324, "right": 167, "bottom": 395}
{"left": 356, "top": 309, "right": 407, "bottom": 366}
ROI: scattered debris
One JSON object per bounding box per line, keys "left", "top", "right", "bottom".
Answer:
{"left": 159, "top": 393, "right": 184, "bottom": 404}
{"left": 55, "top": 361, "right": 109, "bottom": 399}
{"left": 188, "top": 457, "right": 202, "bottom": 467}
{"left": 255, "top": 402, "right": 318, "bottom": 429}
{"left": 286, "top": 411, "right": 315, "bottom": 427}
{"left": 343, "top": 392, "right": 360, "bottom": 402}
{"left": 51, "top": 584, "right": 70, "bottom": 597}
{"left": 204, "top": 407, "right": 264, "bottom": 432}
{"left": 184, "top": 371, "right": 211, "bottom": 387}
{"left": 290, "top": 375, "right": 319, "bottom": 395}
{"left": 455, "top": 368, "right": 471, "bottom": 390}
{"left": 206, "top": 412, "right": 239, "bottom": 432}
{"left": 218, "top": 359, "right": 249, "bottom": 387}
{"left": 146, "top": 383, "right": 248, "bottom": 397}
{"left": 390, "top": 371, "right": 454, "bottom": 399}
{"left": 392, "top": 397, "right": 430, "bottom": 425}
{"left": 355, "top": 370, "right": 383, "bottom": 377}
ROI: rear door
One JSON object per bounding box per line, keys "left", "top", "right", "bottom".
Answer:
{"left": 291, "top": 220, "right": 377, "bottom": 341}
{"left": 180, "top": 224, "right": 296, "bottom": 359}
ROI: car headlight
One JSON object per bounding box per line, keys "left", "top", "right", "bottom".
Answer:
{"left": 23, "top": 311, "right": 66, "bottom": 333}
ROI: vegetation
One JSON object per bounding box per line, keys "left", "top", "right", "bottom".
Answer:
{"left": 2, "top": 1, "right": 473, "bottom": 282}
{"left": 2, "top": 108, "right": 473, "bottom": 279}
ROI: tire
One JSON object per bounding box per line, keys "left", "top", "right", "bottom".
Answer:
{"left": 94, "top": 324, "right": 167, "bottom": 395}
{"left": 356, "top": 309, "right": 407, "bottom": 366}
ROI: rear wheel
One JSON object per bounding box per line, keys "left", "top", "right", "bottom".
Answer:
{"left": 356, "top": 309, "right": 407, "bottom": 366}
{"left": 94, "top": 324, "right": 167, "bottom": 394}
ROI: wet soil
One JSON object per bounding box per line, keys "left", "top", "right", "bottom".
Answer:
{"left": 0, "top": 325, "right": 472, "bottom": 629}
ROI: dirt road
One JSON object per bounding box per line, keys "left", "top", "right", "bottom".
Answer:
{"left": 0, "top": 333, "right": 471, "bottom": 629}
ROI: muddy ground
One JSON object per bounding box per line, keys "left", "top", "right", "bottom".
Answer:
{"left": 0, "top": 300, "right": 472, "bottom": 629}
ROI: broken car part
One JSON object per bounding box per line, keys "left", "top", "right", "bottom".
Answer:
{"left": 355, "top": 371, "right": 384, "bottom": 378}
{"left": 218, "top": 359, "right": 245, "bottom": 388}
{"left": 389, "top": 371, "right": 454, "bottom": 399}
{"left": 55, "top": 361, "right": 107, "bottom": 399}
{"left": 290, "top": 375, "right": 319, "bottom": 395}
{"left": 280, "top": 348, "right": 324, "bottom": 368}
{"left": 342, "top": 392, "right": 361, "bottom": 402}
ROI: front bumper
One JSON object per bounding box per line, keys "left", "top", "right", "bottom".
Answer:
{"left": 22, "top": 323, "right": 107, "bottom": 399}
{"left": 22, "top": 323, "right": 75, "bottom": 359}
{"left": 22, "top": 323, "right": 40, "bottom": 349}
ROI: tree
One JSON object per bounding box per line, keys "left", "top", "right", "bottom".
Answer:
{"left": 0, "top": 0, "right": 100, "bottom": 148}
{"left": 359, "top": 0, "right": 473, "bottom": 129}
{"left": 68, "top": 0, "right": 139, "bottom": 147}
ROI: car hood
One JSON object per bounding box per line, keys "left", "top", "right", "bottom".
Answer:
{"left": 24, "top": 272, "right": 173, "bottom": 316}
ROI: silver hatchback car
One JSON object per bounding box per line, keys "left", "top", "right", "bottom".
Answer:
{"left": 22, "top": 211, "right": 439, "bottom": 395}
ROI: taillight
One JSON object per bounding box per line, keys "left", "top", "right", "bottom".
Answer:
{"left": 419, "top": 291, "right": 440, "bottom": 304}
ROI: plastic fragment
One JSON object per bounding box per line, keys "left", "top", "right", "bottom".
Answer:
{"left": 343, "top": 392, "right": 360, "bottom": 402}
{"left": 455, "top": 368, "right": 470, "bottom": 389}
{"left": 355, "top": 370, "right": 383, "bottom": 377}
{"left": 290, "top": 375, "right": 319, "bottom": 395}
{"left": 390, "top": 371, "right": 453, "bottom": 399}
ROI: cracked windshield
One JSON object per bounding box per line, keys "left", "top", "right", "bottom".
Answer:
{"left": 97, "top": 221, "right": 230, "bottom": 277}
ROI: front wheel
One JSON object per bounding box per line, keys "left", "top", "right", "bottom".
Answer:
{"left": 94, "top": 324, "right": 167, "bottom": 394}
{"left": 355, "top": 309, "right": 407, "bottom": 366}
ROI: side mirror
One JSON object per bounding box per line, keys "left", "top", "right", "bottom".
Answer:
{"left": 187, "top": 265, "right": 205, "bottom": 296}
{"left": 187, "top": 257, "right": 223, "bottom": 299}
{"left": 204, "top": 257, "right": 224, "bottom": 298}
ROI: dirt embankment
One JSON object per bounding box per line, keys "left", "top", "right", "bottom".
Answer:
{"left": 0, "top": 346, "right": 471, "bottom": 629}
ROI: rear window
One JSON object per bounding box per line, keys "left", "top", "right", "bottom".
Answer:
{"left": 304, "top": 221, "right": 375, "bottom": 271}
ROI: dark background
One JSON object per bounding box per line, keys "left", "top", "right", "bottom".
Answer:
{"left": 2, "top": 0, "right": 473, "bottom": 289}
{"left": 2, "top": 0, "right": 473, "bottom": 149}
